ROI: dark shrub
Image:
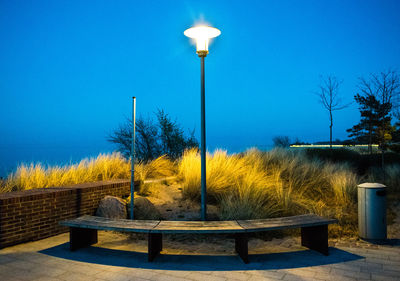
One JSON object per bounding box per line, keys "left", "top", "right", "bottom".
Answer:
{"left": 303, "top": 148, "right": 400, "bottom": 175}
{"left": 304, "top": 148, "right": 360, "bottom": 165}
{"left": 388, "top": 143, "right": 400, "bottom": 154}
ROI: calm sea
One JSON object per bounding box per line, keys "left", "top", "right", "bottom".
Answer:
{"left": 0, "top": 143, "right": 114, "bottom": 178}
{"left": 0, "top": 143, "right": 273, "bottom": 178}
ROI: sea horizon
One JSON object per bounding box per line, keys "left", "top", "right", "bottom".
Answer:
{"left": 0, "top": 142, "right": 275, "bottom": 178}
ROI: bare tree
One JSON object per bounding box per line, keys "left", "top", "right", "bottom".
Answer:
{"left": 359, "top": 70, "right": 400, "bottom": 108}
{"left": 317, "top": 75, "right": 349, "bottom": 148}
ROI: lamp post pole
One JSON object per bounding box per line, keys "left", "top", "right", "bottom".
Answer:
{"left": 184, "top": 25, "right": 220, "bottom": 221}
{"left": 130, "top": 96, "right": 136, "bottom": 220}
{"left": 200, "top": 55, "right": 207, "bottom": 221}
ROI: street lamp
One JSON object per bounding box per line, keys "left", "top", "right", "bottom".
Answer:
{"left": 184, "top": 25, "right": 221, "bottom": 221}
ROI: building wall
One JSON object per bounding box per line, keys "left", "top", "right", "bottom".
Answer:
{"left": 0, "top": 180, "right": 131, "bottom": 248}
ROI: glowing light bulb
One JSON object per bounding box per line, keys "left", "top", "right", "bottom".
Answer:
{"left": 184, "top": 25, "right": 221, "bottom": 56}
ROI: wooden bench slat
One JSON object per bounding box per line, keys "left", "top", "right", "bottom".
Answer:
{"left": 237, "top": 214, "right": 337, "bottom": 232}
{"left": 60, "top": 213, "right": 337, "bottom": 263}
{"left": 60, "top": 215, "right": 160, "bottom": 233}
{"left": 60, "top": 214, "right": 337, "bottom": 234}
{"left": 152, "top": 220, "right": 245, "bottom": 233}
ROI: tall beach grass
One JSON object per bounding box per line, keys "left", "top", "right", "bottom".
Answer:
{"left": 178, "top": 148, "right": 360, "bottom": 236}
{"left": 0, "top": 152, "right": 175, "bottom": 193}
{"left": 2, "top": 147, "right": 398, "bottom": 237}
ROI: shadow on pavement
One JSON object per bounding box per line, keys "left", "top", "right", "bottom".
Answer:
{"left": 39, "top": 243, "right": 363, "bottom": 271}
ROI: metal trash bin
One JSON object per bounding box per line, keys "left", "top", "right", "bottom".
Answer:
{"left": 358, "top": 183, "right": 387, "bottom": 240}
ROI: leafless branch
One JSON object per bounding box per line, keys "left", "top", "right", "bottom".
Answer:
{"left": 316, "top": 75, "right": 349, "bottom": 147}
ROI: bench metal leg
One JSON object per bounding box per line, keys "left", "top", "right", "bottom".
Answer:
{"left": 235, "top": 233, "right": 249, "bottom": 264}
{"left": 70, "top": 227, "right": 98, "bottom": 251}
{"left": 301, "top": 225, "right": 329, "bottom": 255}
{"left": 148, "top": 233, "right": 162, "bottom": 262}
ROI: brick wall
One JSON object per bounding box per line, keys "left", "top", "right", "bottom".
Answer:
{"left": 0, "top": 180, "right": 132, "bottom": 248}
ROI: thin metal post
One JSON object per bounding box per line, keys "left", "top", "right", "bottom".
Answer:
{"left": 200, "top": 56, "right": 207, "bottom": 221}
{"left": 130, "top": 97, "right": 136, "bottom": 220}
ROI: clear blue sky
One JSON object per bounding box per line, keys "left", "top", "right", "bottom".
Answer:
{"left": 1, "top": 0, "right": 400, "bottom": 175}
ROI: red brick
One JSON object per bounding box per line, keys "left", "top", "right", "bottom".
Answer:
{"left": 0, "top": 180, "right": 129, "bottom": 248}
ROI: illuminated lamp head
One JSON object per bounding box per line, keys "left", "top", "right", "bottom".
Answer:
{"left": 184, "top": 25, "right": 221, "bottom": 57}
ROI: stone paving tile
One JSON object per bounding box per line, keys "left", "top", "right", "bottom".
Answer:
{"left": 330, "top": 262, "right": 362, "bottom": 271}
{"left": 331, "top": 275, "right": 357, "bottom": 281}
{"left": 371, "top": 273, "right": 400, "bottom": 281}
{"left": 314, "top": 273, "right": 357, "bottom": 281}
{"left": 360, "top": 265, "right": 383, "bottom": 274}
{"left": 119, "top": 268, "right": 158, "bottom": 280}
{"left": 0, "top": 263, "right": 10, "bottom": 272}
{"left": 282, "top": 274, "right": 311, "bottom": 281}
{"left": 93, "top": 271, "right": 129, "bottom": 280}
{"left": 305, "top": 264, "right": 332, "bottom": 273}
{"left": 0, "top": 255, "right": 14, "bottom": 264}
{"left": 1, "top": 232, "right": 400, "bottom": 281}
{"left": 283, "top": 268, "right": 317, "bottom": 278}
{"left": 365, "top": 257, "right": 400, "bottom": 266}
{"left": 313, "top": 273, "right": 334, "bottom": 281}
{"left": 31, "top": 277, "right": 63, "bottom": 281}
{"left": 382, "top": 264, "right": 400, "bottom": 272}
{"left": 1, "top": 267, "right": 43, "bottom": 281}
{"left": 109, "top": 273, "right": 142, "bottom": 281}
{"left": 7, "top": 260, "right": 38, "bottom": 271}
{"left": 185, "top": 272, "right": 228, "bottom": 281}
{"left": 245, "top": 277, "right": 281, "bottom": 281}
{"left": 155, "top": 269, "right": 193, "bottom": 279}
{"left": 358, "top": 260, "right": 384, "bottom": 268}
{"left": 57, "top": 271, "right": 98, "bottom": 281}
{"left": 372, "top": 269, "right": 400, "bottom": 278}
{"left": 116, "top": 277, "right": 150, "bottom": 281}
{"left": 384, "top": 271, "right": 400, "bottom": 280}
{"left": 331, "top": 268, "right": 371, "bottom": 279}
{"left": 389, "top": 255, "right": 400, "bottom": 261}
{"left": 249, "top": 270, "right": 286, "bottom": 280}
{"left": 0, "top": 272, "right": 25, "bottom": 281}
{"left": 211, "top": 270, "right": 252, "bottom": 281}
{"left": 30, "top": 267, "right": 68, "bottom": 278}
{"left": 154, "top": 273, "right": 193, "bottom": 281}
{"left": 366, "top": 248, "right": 399, "bottom": 254}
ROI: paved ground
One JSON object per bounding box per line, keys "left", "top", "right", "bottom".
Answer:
{"left": 0, "top": 231, "right": 399, "bottom": 281}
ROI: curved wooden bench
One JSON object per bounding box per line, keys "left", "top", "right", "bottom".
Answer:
{"left": 60, "top": 214, "right": 337, "bottom": 263}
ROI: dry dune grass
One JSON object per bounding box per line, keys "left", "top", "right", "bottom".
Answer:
{"left": 0, "top": 152, "right": 175, "bottom": 193}
{"left": 2, "top": 147, "right": 399, "bottom": 237}
{"left": 178, "top": 148, "right": 360, "bottom": 236}
{"left": 135, "top": 155, "right": 176, "bottom": 180}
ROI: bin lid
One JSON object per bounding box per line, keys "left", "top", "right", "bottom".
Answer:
{"left": 357, "top": 182, "right": 386, "bottom": 189}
